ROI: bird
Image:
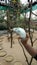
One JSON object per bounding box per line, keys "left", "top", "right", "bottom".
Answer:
{"left": 13, "top": 27, "right": 26, "bottom": 40}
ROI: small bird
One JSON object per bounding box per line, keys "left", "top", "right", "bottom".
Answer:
{"left": 13, "top": 27, "right": 26, "bottom": 40}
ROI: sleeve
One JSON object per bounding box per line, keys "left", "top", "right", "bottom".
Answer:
{"left": 34, "top": 55, "right": 37, "bottom": 60}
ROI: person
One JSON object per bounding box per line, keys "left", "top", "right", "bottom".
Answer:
{"left": 20, "top": 34, "right": 37, "bottom": 60}
{"left": 13, "top": 27, "right": 37, "bottom": 60}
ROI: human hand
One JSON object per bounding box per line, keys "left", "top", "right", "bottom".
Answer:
{"left": 21, "top": 33, "right": 29, "bottom": 44}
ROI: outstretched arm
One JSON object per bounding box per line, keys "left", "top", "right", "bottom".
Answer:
{"left": 21, "top": 34, "right": 37, "bottom": 60}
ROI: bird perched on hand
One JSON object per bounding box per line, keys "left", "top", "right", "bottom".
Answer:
{"left": 13, "top": 27, "right": 26, "bottom": 40}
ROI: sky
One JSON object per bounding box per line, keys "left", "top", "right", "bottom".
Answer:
{"left": 20, "top": 0, "right": 36, "bottom": 5}
{"left": 20, "top": 0, "right": 37, "bottom": 20}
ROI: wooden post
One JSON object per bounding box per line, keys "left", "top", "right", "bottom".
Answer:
{"left": 10, "top": 31, "right": 12, "bottom": 48}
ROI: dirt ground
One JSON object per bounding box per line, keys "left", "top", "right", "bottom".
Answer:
{"left": 0, "top": 31, "right": 37, "bottom": 65}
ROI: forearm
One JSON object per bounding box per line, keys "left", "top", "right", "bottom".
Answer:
{"left": 21, "top": 40, "right": 37, "bottom": 57}
{"left": 24, "top": 43, "right": 37, "bottom": 57}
